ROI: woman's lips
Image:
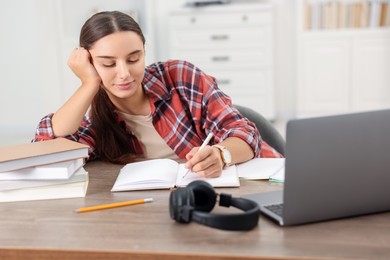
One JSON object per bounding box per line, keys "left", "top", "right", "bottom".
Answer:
{"left": 116, "top": 82, "right": 132, "bottom": 90}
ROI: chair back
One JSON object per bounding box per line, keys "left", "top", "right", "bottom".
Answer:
{"left": 234, "top": 105, "right": 285, "bottom": 156}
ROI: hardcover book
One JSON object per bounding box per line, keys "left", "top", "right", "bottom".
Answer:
{"left": 0, "top": 138, "right": 89, "bottom": 172}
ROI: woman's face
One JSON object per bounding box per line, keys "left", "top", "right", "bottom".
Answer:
{"left": 89, "top": 31, "right": 145, "bottom": 100}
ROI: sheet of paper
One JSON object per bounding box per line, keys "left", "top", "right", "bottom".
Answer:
{"left": 176, "top": 164, "right": 239, "bottom": 187}
{"left": 237, "top": 158, "right": 285, "bottom": 180}
{"left": 269, "top": 167, "right": 285, "bottom": 182}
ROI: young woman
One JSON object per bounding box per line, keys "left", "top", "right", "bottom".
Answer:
{"left": 34, "top": 11, "right": 282, "bottom": 178}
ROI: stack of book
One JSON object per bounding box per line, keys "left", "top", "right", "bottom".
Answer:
{"left": 0, "top": 138, "right": 90, "bottom": 203}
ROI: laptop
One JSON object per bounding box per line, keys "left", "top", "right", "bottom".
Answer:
{"left": 244, "top": 109, "right": 390, "bottom": 226}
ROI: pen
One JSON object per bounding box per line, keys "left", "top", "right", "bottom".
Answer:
{"left": 75, "top": 198, "right": 154, "bottom": 213}
{"left": 182, "top": 132, "right": 214, "bottom": 179}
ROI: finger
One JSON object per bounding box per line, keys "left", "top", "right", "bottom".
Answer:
{"left": 189, "top": 147, "right": 216, "bottom": 173}
{"left": 185, "top": 147, "right": 201, "bottom": 168}
{"left": 68, "top": 48, "right": 83, "bottom": 64}
{"left": 185, "top": 147, "right": 198, "bottom": 160}
{"left": 194, "top": 147, "right": 224, "bottom": 178}
{"left": 186, "top": 146, "right": 210, "bottom": 167}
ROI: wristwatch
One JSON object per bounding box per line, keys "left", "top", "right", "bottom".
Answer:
{"left": 213, "top": 145, "right": 232, "bottom": 167}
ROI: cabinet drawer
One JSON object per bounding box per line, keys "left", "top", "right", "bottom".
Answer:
{"left": 172, "top": 49, "right": 272, "bottom": 69}
{"left": 170, "top": 27, "right": 271, "bottom": 49}
{"left": 169, "top": 11, "right": 272, "bottom": 29}
{"left": 211, "top": 69, "right": 272, "bottom": 95}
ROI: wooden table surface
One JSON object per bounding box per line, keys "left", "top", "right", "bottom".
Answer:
{"left": 0, "top": 160, "right": 389, "bottom": 259}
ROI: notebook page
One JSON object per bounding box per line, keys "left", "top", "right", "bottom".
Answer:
{"left": 176, "top": 164, "right": 239, "bottom": 187}
{"left": 111, "top": 159, "right": 179, "bottom": 191}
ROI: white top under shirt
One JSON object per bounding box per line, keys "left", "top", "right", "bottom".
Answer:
{"left": 118, "top": 112, "right": 180, "bottom": 160}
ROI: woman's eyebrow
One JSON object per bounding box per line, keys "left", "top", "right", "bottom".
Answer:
{"left": 96, "top": 50, "right": 142, "bottom": 59}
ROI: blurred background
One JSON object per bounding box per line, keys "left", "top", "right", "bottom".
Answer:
{"left": 0, "top": 0, "right": 389, "bottom": 147}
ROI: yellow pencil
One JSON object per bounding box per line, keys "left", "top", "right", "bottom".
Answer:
{"left": 75, "top": 198, "right": 154, "bottom": 213}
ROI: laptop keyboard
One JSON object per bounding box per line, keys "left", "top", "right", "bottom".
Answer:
{"left": 264, "top": 203, "right": 284, "bottom": 217}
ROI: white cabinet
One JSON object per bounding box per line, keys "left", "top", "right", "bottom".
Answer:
{"left": 299, "top": 36, "right": 350, "bottom": 114}
{"left": 298, "top": 31, "right": 390, "bottom": 117}
{"left": 167, "top": 3, "right": 276, "bottom": 119}
{"left": 296, "top": 0, "right": 390, "bottom": 117}
{"left": 351, "top": 36, "right": 390, "bottom": 111}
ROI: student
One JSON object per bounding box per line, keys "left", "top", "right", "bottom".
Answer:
{"left": 33, "top": 11, "right": 282, "bottom": 178}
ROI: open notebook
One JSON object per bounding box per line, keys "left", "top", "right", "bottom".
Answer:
{"left": 111, "top": 159, "right": 239, "bottom": 192}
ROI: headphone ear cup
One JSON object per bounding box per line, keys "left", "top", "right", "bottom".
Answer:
{"left": 169, "top": 187, "right": 195, "bottom": 223}
{"left": 187, "top": 180, "right": 217, "bottom": 212}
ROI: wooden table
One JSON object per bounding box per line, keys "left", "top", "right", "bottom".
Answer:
{"left": 0, "top": 161, "right": 389, "bottom": 259}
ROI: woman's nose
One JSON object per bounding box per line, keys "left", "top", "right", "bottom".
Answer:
{"left": 117, "top": 61, "right": 130, "bottom": 79}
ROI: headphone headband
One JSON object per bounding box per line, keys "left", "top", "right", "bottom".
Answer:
{"left": 169, "top": 180, "right": 260, "bottom": 231}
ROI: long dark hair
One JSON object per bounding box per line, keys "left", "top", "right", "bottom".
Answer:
{"left": 80, "top": 11, "right": 145, "bottom": 164}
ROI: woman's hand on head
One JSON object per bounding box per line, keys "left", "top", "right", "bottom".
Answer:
{"left": 185, "top": 146, "right": 224, "bottom": 178}
{"left": 68, "top": 47, "right": 101, "bottom": 88}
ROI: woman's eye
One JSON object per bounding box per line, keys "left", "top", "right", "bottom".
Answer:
{"left": 127, "top": 59, "right": 139, "bottom": 63}
{"left": 103, "top": 63, "right": 115, "bottom": 68}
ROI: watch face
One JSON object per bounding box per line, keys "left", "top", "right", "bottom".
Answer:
{"left": 222, "top": 149, "right": 232, "bottom": 164}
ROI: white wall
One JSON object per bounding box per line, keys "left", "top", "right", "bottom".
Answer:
{"left": 272, "top": 0, "right": 296, "bottom": 120}
{"left": 0, "top": 0, "right": 61, "bottom": 141}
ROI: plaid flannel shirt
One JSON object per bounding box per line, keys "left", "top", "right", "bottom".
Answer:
{"left": 34, "top": 60, "right": 282, "bottom": 160}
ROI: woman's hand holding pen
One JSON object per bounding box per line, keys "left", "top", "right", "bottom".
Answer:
{"left": 68, "top": 47, "right": 101, "bottom": 89}
{"left": 185, "top": 145, "right": 224, "bottom": 178}
{"left": 185, "top": 136, "right": 254, "bottom": 178}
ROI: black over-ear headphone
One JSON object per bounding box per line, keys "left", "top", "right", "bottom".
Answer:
{"left": 169, "top": 180, "right": 260, "bottom": 231}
